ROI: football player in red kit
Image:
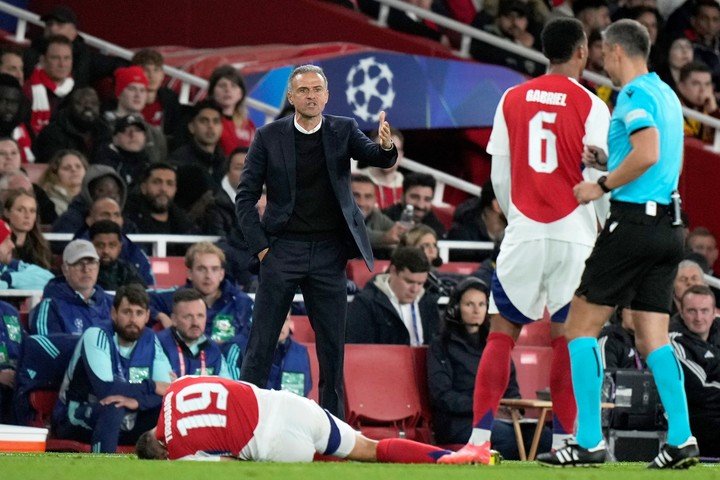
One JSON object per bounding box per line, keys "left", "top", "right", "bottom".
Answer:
{"left": 136, "top": 375, "right": 498, "bottom": 464}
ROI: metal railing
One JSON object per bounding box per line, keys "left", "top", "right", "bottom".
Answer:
{"left": 0, "top": 0, "right": 279, "bottom": 121}
{"left": 42, "top": 232, "right": 494, "bottom": 260}
{"left": 43, "top": 233, "right": 221, "bottom": 257}
{"left": 371, "top": 0, "right": 720, "bottom": 137}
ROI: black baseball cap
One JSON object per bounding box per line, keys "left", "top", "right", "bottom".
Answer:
{"left": 114, "top": 114, "right": 147, "bottom": 134}
{"left": 41, "top": 6, "right": 78, "bottom": 25}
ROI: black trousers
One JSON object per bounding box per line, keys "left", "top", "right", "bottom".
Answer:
{"left": 240, "top": 236, "right": 349, "bottom": 418}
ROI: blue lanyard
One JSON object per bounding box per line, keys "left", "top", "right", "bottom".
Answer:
{"left": 410, "top": 303, "right": 420, "bottom": 345}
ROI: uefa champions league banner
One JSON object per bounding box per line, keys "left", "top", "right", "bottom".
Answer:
{"left": 244, "top": 52, "right": 527, "bottom": 130}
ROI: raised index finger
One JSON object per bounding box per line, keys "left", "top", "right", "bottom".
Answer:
{"left": 378, "top": 111, "right": 386, "bottom": 128}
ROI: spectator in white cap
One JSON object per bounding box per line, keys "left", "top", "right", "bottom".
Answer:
{"left": 29, "top": 238, "right": 113, "bottom": 336}
{"left": 0, "top": 218, "right": 53, "bottom": 290}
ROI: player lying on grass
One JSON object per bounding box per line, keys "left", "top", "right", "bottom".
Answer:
{"left": 136, "top": 375, "right": 500, "bottom": 464}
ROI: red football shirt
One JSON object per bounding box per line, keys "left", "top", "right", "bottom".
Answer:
{"left": 156, "top": 376, "right": 260, "bottom": 459}
{"left": 487, "top": 74, "right": 610, "bottom": 245}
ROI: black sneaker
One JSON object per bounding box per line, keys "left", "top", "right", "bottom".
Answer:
{"left": 647, "top": 436, "right": 700, "bottom": 469}
{"left": 537, "top": 439, "right": 607, "bottom": 467}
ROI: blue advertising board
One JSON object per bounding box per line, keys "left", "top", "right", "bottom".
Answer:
{"left": 245, "top": 51, "right": 527, "bottom": 130}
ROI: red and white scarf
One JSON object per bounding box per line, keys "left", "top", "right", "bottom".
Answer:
{"left": 12, "top": 124, "right": 34, "bottom": 163}
{"left": 25, "top": 67, "right": 74, "bottom": 136}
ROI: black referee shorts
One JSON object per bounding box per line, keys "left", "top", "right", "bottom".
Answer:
{"left": 575, "top": 201, "right": 684, "bottom": 314}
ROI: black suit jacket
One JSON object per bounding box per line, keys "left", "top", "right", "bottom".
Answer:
{"left": 236, "top": 114, "right": 397, "bottom": 269}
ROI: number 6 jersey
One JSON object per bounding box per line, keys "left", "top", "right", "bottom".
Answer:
{"left": 156, "top": 376, "right": 260, "bottom": 459}
{"left": 487, "top": 74, "right": 611, "bottom": 247}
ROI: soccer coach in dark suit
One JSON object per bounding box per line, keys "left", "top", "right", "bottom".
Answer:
{"left": 235, "top": 64, "right": 397, "bottom": 416}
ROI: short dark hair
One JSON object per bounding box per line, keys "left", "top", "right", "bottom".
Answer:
{"left": 136, "top": 430, "right": 167, "bottom": 460}
{"left": 687, "top": 226, "right": 716, "bottom": 244}
{"left": 572, "top": 0, "right": 609, "bottom": 16}
{"left": 351, "top": 173, "right": 374, "bottom": 185}
{"left": 542, "top": 18, "right": 586, "bottom": 64}
{"left": 679, "top": 61, "right": 712, "bottom": 83}
{"left": 208, "top": 64, "right": 246, "bottom": 97}
{"left": 694, "top": 0, "right": 720, "bottom": 17}
{"left": 141, "top": 162, "right": 176, "bottom": 183}
{"left": 390, "top": 246, "right": 431, "bottom": 273}
{"left": 131, "top": 48, "right": 163, "bottom": 67}
{"left": 0, "top": 45, "right": 23, "bottom": 60}
{"left": 172, "top": 288, "right": 205, "bottom": 310}
{"left": 680, "top": 284, "right": 716, "bottom": 308}
{"left": 478, "top": 179, "right": 496, "bottom": 212}
{"left": 602, "top": 19, "right": 650, "bottom": 60}
{"left": 190, "top": 99, "right": 222, "bottom": 121}
{"left": 88, "top": 219, "right": 122, "bottom": 240}
{"left": 43, "top": 34, "right": 73, "bottom": 54}
{"left": 403, "top": 172, "right": 436, "bottom": 193}
{"left": 114, "top": 284, "right": 149, "bottom": 310}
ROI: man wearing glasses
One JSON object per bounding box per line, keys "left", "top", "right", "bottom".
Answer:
{"left": 30, "top": 239, "right": 113, "bottom": 336}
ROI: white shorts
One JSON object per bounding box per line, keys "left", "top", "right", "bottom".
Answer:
{"left": 489, "top": 239, "right": 592, "bottom": 323}
{"left": 240, "top": 389, "right": 357, "bottom": 462}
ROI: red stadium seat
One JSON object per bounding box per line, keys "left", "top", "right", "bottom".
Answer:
{"left": 344, "top": 344, "right": 422, "bottom": 440}
{"left": 437, "top": 262, "right": 480, "bottom": 275}
{"left": 510, "top": 346, "right": 553, "bottom": 420}
{"left": 346, "top": 259, "right": 389, "bottom": 289}
{"left": 290, "top": 315, "right": 315, "bottom": 343}
{"left": 410, "top": 345, "right": 434, "bottom": 444}
{"left": 432, "top": 205, "right": 456, "bottom": 231}
{"left": 29, "top": 390, "right": 134, "bottom": 453}
{"left": 517, "top": 318, "right": 551, "bottom": 346}
{"left": 150, "top": 256, "right": 187, "bottom": 288}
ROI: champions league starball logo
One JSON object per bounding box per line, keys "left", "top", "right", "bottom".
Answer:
{"left": 345, "top": 57, "right": 396, "bottom": 122}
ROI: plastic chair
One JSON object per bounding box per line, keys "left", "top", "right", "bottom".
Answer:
{"left": 290, "top": 315, "right": 315, "bottom": 343}
{"left": 344, "top": 344, "right": 422, "bottom": 440}
{"left": 149, "top": 256, "right": 187, "bottom": 288}
{"left": 346, "top": 259, "right": 389, "bottom": 289}
{"left": 517, "top": 318, "right": 551, "bottom": 347}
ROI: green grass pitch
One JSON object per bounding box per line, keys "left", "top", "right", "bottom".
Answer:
{"left": 2, "top": 454, "right": 719, "bottom": 480}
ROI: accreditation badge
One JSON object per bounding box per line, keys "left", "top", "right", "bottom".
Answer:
{"left": 211, "top": 315, "right": 236, "bottom": 343}
{"left": 281, "top": 372, "right": 306, "bottom": 396}
{"left": 3, "top": 315, "right": 21, "bottom": 343}
{"left": 0, "top": 344, "right": 8, "bottom": 364}
{"left": 128, "top": 367, "right": 150, "bottom": 383}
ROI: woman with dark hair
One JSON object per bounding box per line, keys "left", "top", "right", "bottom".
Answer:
{"left": 3, "top": 189, "right": 52, "bottom": 270}
{"left": 208, "top": 65, "right": 256, "bottom": 155}
{"left": 427, "top": 277, "right": 551, "bottom": 458}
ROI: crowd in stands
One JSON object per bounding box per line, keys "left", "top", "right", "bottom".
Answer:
{"left": 329, "top": 0, "right": 720, "bottom": 143}
{"left": 0, "top": 2, "right": 717, "bottom": 459}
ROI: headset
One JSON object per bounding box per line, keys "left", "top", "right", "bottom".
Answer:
{"left": 444, "top": 276, "right": 489, "bottom": 324}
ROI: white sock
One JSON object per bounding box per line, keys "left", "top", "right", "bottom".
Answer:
{"left": 552, "top": 433, "right": 574, "bottom": 450}
{"left": 468, "top": 428, "right": 492, "bottom": 446}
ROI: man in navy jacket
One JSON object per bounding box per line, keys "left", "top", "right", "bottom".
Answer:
{"left": 30, "top": 239, "right": 113, "bottom": 336}
{"left": 157, "top": 288, "right": 230, "bottom": 378}
{"left": 53, "top": 284, "right": 172, "bottom": 453}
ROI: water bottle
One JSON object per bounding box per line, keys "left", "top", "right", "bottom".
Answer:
{"left": 399, "top": 204, "right": 414, "bottom": 229}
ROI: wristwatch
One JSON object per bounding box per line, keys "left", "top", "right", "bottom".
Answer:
{"left": 597, "top": 175, "right": 612, "bottom": 193}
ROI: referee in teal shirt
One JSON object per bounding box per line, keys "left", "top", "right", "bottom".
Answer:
{"left": 537, "top": 19, "right": 699, "bottom": 469}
